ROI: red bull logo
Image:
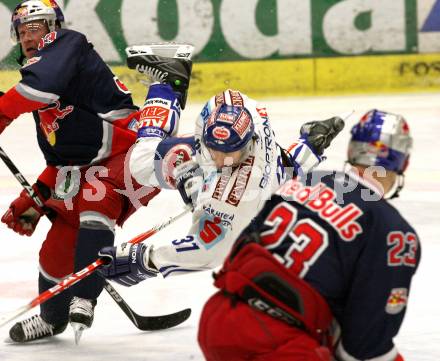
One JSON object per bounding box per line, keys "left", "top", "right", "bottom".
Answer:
{"left": 386, "top": 288, "right": 408, "bottom": 314}
{"left": 13, "top": 6, "right": 28, "bottom": 21}
{"left": 42, "top": 0, "right": 59, "bottom": 9}
{"left": 369, "top": 141, "right": 389, "bottom": 157}
{"left": 38, "top": 101, "right": 74, "bottom": 146}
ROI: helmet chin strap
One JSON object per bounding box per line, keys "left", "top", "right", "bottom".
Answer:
{"left": 384, "top": 174, "right": 405, "bottom": 199}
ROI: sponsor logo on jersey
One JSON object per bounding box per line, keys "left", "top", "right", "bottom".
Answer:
{"left": 276, "top": 179, "right": 364, "bottom": 242}
{"left": 226, "top": 156, "right": 254, "bottom": 206}
{"left": 22, "top": 56, "right": 41, "bottom": 68}
{"left": 197, "top": 214, "right": 226, "bottom": 249}
{"left": 259, "top": 111, "right": 274, "bottom": 189}
{"left": 139, "top": 98, "right": 171, "bottom": 130}
{"left": 37, "top": 31, "right": 57, "bottom": 51}
{"left": 212, "top": 126, "right": 230, "bottom": 141}
{"left": 232, "top": 110, "right": 251, "bottom": 139}
{"left": 386, "top": 288, "right": 408, "bottom": 314}
{"left": 38, "top": 101, "right": 74, "bottom": 146}
{"left": 212, "top": 173, "right": 231, "bottom": 200}
{"left": 202, "top": 204, "right": 234, "bottom": 224}
{"left": 114, "top": 76, "right": 131, "bottom": 94}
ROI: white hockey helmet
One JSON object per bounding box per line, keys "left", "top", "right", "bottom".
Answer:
{"left": 10, "top": 0, "right": 65, "bottom": 44}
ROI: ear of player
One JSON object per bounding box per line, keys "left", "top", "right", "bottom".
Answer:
{"left": 126, "top": 43, "right": 194, "bottom": 109}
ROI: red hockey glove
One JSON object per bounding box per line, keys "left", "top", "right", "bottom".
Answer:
{"left": 1, "top": 182, "right": 50, "bottom": 236}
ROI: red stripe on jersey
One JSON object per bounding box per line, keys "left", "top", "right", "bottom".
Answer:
{"left": 37, "top": 165, "right": 60, "bottom": 188}
{"left": 0, "top": 86, "right": 48, "bottom": 119}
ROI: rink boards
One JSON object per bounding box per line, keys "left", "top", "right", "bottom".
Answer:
{"left": 1, "top": 53, "right": 440, "bottom": 104}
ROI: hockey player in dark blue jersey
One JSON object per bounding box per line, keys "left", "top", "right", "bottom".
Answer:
{"left": 198, "top": 110, "right": 420, "bottom": 361}
{"left": 0, "top": 0, "right": 162, "bottom": 343}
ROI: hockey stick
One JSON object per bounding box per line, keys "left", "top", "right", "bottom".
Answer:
{"left": 0, "top": 145, "right": 191, "bottom": 330}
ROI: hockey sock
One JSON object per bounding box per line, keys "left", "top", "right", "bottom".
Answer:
{"left": 39, "top": 272, "right": 71, "bottom": 326}
{"left": 71, "top": 226, "right": 114, "bottom": 299}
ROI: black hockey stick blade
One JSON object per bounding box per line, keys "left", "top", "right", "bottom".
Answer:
{"left": 103, "top": 280, "right": 191, "bottom": 331}
{"left": 136, "top": 308, "right": 192, "bottom": 331}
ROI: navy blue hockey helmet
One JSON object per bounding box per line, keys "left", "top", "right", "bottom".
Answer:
{"left": 203, "top": 103, "right": 254, "bottom": 153}
{"left": 348, "top": 109, "right": 412, "bottom": 174}
{"left": 10, "top": 0, "right": 65, "bottom": 44}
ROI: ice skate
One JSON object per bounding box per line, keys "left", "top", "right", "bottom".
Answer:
{"left": 69, "top": 297, "right": 96, "bottom": 345}
{"left": 126, "top": 43, "right": 194, "bottom": 108}
{"left": 8, "top": 314, "right": 67, "bottom": 343}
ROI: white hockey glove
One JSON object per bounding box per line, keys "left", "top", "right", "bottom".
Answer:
{"left": 98, "top": 242, "right": 159, "bottom": 287}
{"left": 175, "top": 160, "right": 203, "bottom": 209}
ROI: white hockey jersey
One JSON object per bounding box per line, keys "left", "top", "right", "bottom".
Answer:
{"left": 129, "top": 90, "right": 319, "bottom": 277}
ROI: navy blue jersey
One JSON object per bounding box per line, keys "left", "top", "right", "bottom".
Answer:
{"left": 17, "top": 29, "right": 138, "bottom": 166}
{"left": 244, "top": 170, "right": 420, "bottom": 360}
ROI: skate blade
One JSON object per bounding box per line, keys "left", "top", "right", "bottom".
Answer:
{"left": 71, "top": 322, "right": 87, "bottom": 345}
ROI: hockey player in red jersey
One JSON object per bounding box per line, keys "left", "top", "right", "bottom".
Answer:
{"left": 197, "top": 110, "right": 420, "bottom": 361}
{"left": 0, "top": 0, "right": 164, "bottom": 343}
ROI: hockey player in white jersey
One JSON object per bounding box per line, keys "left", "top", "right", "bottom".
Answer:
{"left": 98, "top": 45, "right": 344, "bottom": 285}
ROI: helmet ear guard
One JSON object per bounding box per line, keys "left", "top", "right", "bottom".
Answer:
{"left": 10, "top": 0, "right": 65, "bottom": 44}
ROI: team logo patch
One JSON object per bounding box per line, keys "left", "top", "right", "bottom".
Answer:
{"left": 38, "top": 101, "right": 74, "bottom": 146}
{"left": 212, "top": 126, "right": 230, "bottom": 141}
{"left": 37, "top": 31, "right": 57, "bottom": 51}
{"left": 114, "top": 76, "right": 131, "bottom": 94}
{"left": 386, "top": 288, "right": 408, "bottom": 314}
{"left": 197, "top": 214, "right": 226, "bottom": 249}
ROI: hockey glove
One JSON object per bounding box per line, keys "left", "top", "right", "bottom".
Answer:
{"left": 98, "top": 242, "right": 159, "bottom": 287}
{"left": 1, "top": 181, "right": 50, "bottom": 236}
{"left": 136, "top": 83, "right": 180, "bottom": 140}
{"left": 300, "top": 116, "right": 345, "bottom": 155}
{"left": 175, "top": 160, "right": 203, "bottom": 209}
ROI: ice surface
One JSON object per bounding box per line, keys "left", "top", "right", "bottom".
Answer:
{"left": 0, "top": 92, "right": 438, "bottom": 360}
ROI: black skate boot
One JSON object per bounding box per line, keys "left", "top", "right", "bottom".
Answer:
{"left": 69, "top": 296, "right": 97, "bottom": 345}
{"left": 126, "top": 44, "right": 193, "bottom": 109}
{"left": 9, "top": 314, "right": 68, "bottom": 343}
